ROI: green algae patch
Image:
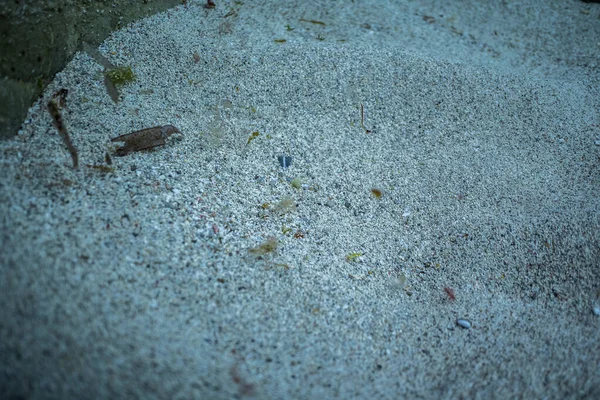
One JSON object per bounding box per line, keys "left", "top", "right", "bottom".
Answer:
{"left": 105, "top": 66, "right": 136, "bottom": 86}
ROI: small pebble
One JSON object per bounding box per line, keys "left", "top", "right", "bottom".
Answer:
{"left": 456, "top": 319, "right": 471, "bottom": 329}
{"left": 593, "top": 307, "right": 600, "bottom": 316}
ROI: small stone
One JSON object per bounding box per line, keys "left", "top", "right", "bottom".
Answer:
{"left": 456, "top": 319, "right": 471, "bottom": 329}
{"left": 593, "top": 307, "right": 600, "bottom": 316}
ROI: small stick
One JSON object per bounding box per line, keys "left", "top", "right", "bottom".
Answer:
{"left": 47, "top": 90, "right": 78, "bottom": 168}
{"left": 360, "top": 103, "right": 372, "bottom": 134}
{"left": 360, "top": 103, "right": 364, "bottom": 127}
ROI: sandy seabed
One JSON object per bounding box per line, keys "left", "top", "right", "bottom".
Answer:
{"left": 1, "top": 1, "right": 600, "bottom": 398}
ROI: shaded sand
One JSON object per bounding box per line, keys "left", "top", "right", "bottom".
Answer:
{"left": 1, "top": 0, "right": 599, "bottom": 398}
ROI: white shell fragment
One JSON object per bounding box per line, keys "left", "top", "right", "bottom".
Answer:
{"left": 456, "top": 319, "right": 472, "bottom": 329}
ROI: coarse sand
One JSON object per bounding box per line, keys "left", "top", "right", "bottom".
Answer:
{"left": 1, "top": 0, "right": 599, "bottom": 398}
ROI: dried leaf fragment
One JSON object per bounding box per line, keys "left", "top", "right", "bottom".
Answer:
{"left": 246, "top": 131, "right": 259, "bottom": 145}
{"left": 299, "top": 18, "right": 326, "bottom": 26}
{"left": 248, "top": 237, "right": 278, "bottom": 256}
{"left": 103, "top": 74, "right": 120, "bottom": 103}
{"left": 444, "top": 286, "right": 456, "bottom": 301}
{"left": 82, "top": 42, "right": 115, "bottom": 69}
{"left": 345, "top": 252, "right": 362, "bottom": 262}
{"left": 47, "top": 89, "right": 78, "bottom": 168}
{"left": 111, "top": 125, "right": 182, "bottom": 156}
{"left": 371, "top": 188, "right": 382, "bottom": 198}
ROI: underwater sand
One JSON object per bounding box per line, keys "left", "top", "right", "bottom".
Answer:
{"left": 1, "top": 0, "right": 600, "bottom": 398}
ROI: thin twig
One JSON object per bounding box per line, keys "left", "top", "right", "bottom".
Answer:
{"left": 47, "top": 91, "right": 78, "bottom": 168}
{"left": 360, "top": 103, "right": 372, "bottom": 134}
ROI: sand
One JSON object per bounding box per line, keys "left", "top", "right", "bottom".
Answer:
{"left": 1, "top": 0, "right": 599, "bottom": 398}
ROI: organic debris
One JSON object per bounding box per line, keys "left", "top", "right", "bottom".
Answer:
{"left": 102, "top": 66, "right": 136, "bottom": 102}
{"left": 273, "top": 197, "right": 296, "bottom": 215}
{"left": 105, "top": 66, "right": 136, "bottom": 86}
{"left": 103, "top": 75, "right": 120, "bottom": 103}
{"left": 110, "top": 125, "right": 182, "bottom": 156}
{"left": 360, "top": 103, "right": 373, "bottom": 134}
{"left": 348, "top": 270, "right": 376, "bottom": 280}
{"left": 52, "top": 88, "right": 68, "bottom": 108}
{"left": 293, "top": 230, "right": 305, "bottom": 239}
{"left": 248, "top": 237, "right": 278, "bottom": 256}
{"left": 47, "top": 89, "right": 78, "bottom": 168}
{"left": 246, "top": 131, "right": 259, "bottom": 144}
{"left": 345, "top": 252, "right": 363, "bottom": 262}
{"left": 81, "top": 42, "right": 133, "bottom": 103}
{"left": 290, "top": 177, "right": 302, "bottom": 189}
{"left": 423, "top": 15, "right": 436, "bottom": 24}
{"left": 299, "top": 18, "right": 326, "bottom": 26}
{"left": 85, "top": 164, "right": 115, "bottom": 173}
{"left": 444, "top": 287, "right": 456, "bottom": 301}
{"left": 82, "top": 42, "right": 114, "bottom": 70}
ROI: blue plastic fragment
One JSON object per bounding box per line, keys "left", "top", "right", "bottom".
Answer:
{"left": 278, "top": 155, "right": 293, "bottom": 168}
